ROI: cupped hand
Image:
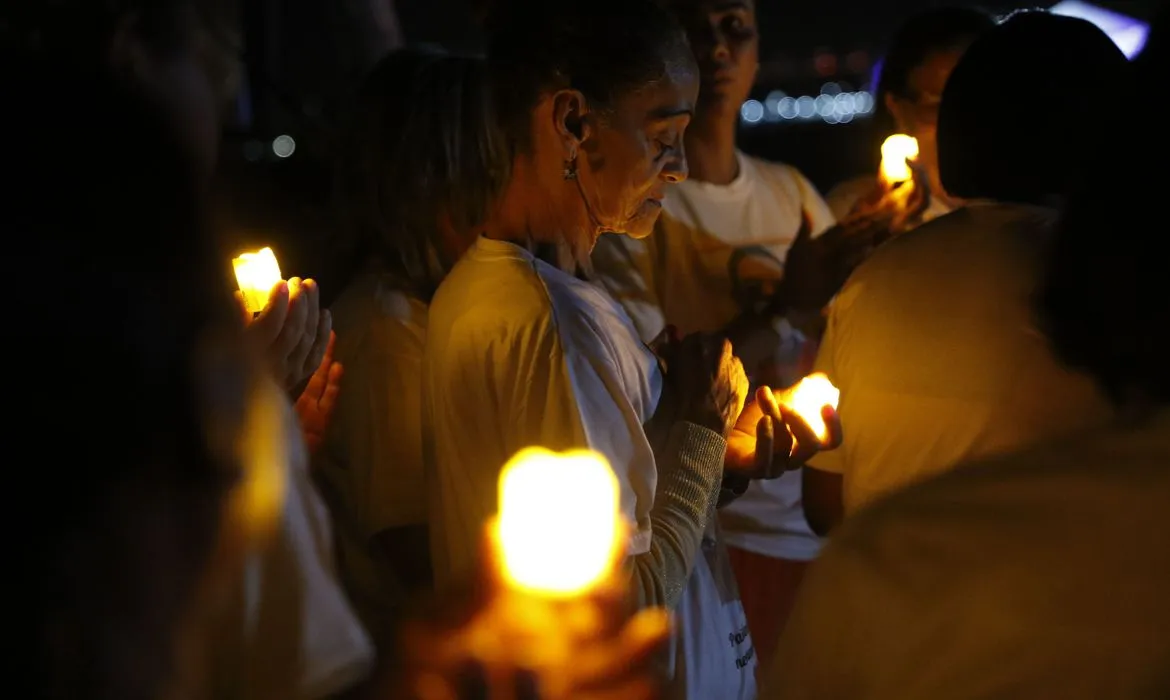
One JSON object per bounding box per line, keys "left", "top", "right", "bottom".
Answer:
{"left": 238, "top": 278, "right": 332, "bottom": 392}
{"left": 389, "top": 525, "right": 671, "bottom": 700}
{"left": 725, "top": 386, "right": 842, "bottom": 479}
{"left": 656, "top": 332, "right": 749, "bottom": 438}
{"left": 293, "top": 331, "right": 343, "bottom": 455}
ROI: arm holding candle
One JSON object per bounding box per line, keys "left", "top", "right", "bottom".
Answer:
{"left": 233, "top": 248, "right": 333, "bottom": 393}
{"left": 629, "top": 421, "right": 727, "bottom": 609}
{"left": 379, "top": 525, "right": 672, "bottom": 700}
{"left": 235, "top": 267, "right": 340, "bottom": 457}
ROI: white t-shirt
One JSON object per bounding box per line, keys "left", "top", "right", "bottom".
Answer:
{"left": 766, "top": 409, "right": 1170, "bottom": 700}
{"left": 591, "top": 151, "right": 833, "bottom": 561}
{"left": 213, "top": 381, "right": 374, "bottom": 700}
{"left": 315, "top": 271, "right": 429, "bottom": 648}
{"left": 808, "top": 201, "right": 1114, "bottom": 513}
{"left": 425, "top": 236, "right": 755, "bottom": 699}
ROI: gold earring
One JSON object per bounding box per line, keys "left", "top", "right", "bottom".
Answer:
{"left": 563, "top": 156, "right": 578, "bottom": 181}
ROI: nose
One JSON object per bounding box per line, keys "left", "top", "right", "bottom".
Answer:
{"left": 691, "top": 21, "right": 730, "bottom": 64}
{"left": 661, "top": 147, "right": 689, "bottom": 184}
{"left": 710, "top": 30, "right": 731, "bottom": 63}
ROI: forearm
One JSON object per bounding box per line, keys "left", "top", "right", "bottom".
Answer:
{"left": 628, "top": 422, "right": 725, "bottom": 610}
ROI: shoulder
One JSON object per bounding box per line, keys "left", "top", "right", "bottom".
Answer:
{"left": 743, "top": 154, "right": 835, "bottom": 230}
{"left": 331, "top": 274, "right": 429, "bottom": 359}
{"left": 856, "top": 203, "right": 1052, "bottom": 281}
{"left": 430, "top": 241, "right": 558, "bottom": 340}
{"left": 743, "top": 155, "right": 819, "bottom": 198}
{"left": 826, "top": 421, "right": 1135, "bottom": 570}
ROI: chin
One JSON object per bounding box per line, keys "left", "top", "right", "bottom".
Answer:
{"left": 620, "top": 212, "right": 662, "bottom": 240}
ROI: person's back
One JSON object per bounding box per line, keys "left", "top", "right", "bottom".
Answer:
{"left": 769, "top": 412, "right": 1170, "bottom": 699}
{"left": 802, "top": 11, "right": 1127, "bottom": 531}
{"left": 808, "top": 202, "right": 1111, "bottom": 511}
{"left": 318, "top": 47, "right": 505, "bottom": 650}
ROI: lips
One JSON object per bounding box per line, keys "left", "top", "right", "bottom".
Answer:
{"left": 703, "top": 65, "right": 736, "bottom": 85}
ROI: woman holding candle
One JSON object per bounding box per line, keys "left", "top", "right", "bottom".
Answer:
{"left": 826, "top": 6, "right": 995, "bottom": 228}
{"left": 424, "top": 1, "right": 833, "bottom": 697}
{"left": 320, "top": 46, "right": 508, "bottom": 651}
{"left": 585, "top": 0, "right": 858, "bottom": 663}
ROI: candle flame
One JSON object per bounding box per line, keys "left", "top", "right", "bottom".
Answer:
{"left": 880, "top": 134, "right": 919, "bottom": 185}
{"left": 781, "top": 372, "right": 840, "bottom": 443}
{"left": 497, "top": 448, "right": 621, "bottom": 597}
{"left": 232, "top": 247, "right": 283, "bottom": 313}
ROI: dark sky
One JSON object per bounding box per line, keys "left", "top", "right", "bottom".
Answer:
{"left": 395, "top": 0, "right": 1163, "bottom": 56}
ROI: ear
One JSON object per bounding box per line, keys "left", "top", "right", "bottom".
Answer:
{"left": 550, "top": 88, "right": 594, "bottom": 161}
{"left": 884, "top": 91, "right": 911, "bottom": 133}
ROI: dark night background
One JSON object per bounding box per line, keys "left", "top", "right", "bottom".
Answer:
{"left": 218, "top": 0, "right": 1160, "bottom": 294}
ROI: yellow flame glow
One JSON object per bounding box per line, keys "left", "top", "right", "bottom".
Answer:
{"left": 880, "top": 134, "right": 919, "bottom": 185}
{"left": 497, "top": 448, "right": 621, "bottom": 597}
{"left": 231, "top": 379, "right": 289, "bottom": 545}
{"left": 779, "top": 372, "right": 840, "bottom": 443}
{"left": 232, "top": 247, "right": 283, "bottom": 313}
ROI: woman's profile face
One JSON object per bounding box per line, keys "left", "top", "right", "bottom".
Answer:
{"left": 578, "top": 57, "right": 699, "bottom": 239}
{"left": 887, "top": 47, "right": 967, "bottom": 192}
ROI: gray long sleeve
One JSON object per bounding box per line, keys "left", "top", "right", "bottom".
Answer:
{"left": 628, "top": 421, "right": 726, "bottom": 610}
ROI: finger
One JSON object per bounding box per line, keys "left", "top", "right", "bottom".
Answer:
{"left": 271, "top": 280, "right": 308, "bottom": 381}
{"left": 298, "top": 332, "right": 335, "bottom": 404}
{"left": 719, "top": 337, "right": 735, "bottom": 370}
{"left": 778, "top": 404, "right": 821, "bottom": 465}
{"left": 793, "top": 208, "right": 813, "bottom": 243}
{"left": 319, "top": 361, "right": 344, "bottom": 417}
{"left": 513, "top": 668, "right": 541, "bottom": 700}
{"left": 286, "top": 284, "right": 322, "bottom": 381}
{"left": 821, "top": 404, "right": 843, "bottom": 450}
{"left": 249, "top": 281, "right": 290, "bottom": 347}
{"left": 753, "top": 413, "right": 775, "bottom": 478}
{"left": 453, "top": 660, "right": 490, "bottom": 700}
{"left": 477, "top": 520, "right": 508, "bottom": 601}
{"left": 302, "top": 308, "right": 332, "bottom": 383}
{"left": 299, "top": 278, "right": 322, "bottom": 369}
{"left": 569, "top": 608, "right": 671, "bottom": 692}
{"left": 233, "top": 290, "right": 252, "bottom": 327}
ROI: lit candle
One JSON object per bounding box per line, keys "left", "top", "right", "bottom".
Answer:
{"left": 880, "top": 134, "right": 920, "bottom": 186}
{"left": 778, "top": 372, "right": 840, "bottom": 443}
{"left": 496, "top": 447, "right": 622, "bottom": 598}
{"left": 232, "top": 247, "right": 283, "bottom": 313}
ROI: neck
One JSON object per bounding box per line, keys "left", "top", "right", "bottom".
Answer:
{"left": 481, "top": 157, "right": 596, "bottom": 270}
{"left": 684, "top": 106, "right": 740, "bottom": 185}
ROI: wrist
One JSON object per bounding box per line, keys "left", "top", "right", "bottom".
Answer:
{"left": 716, "top": 472, "right": 750, "bottom": 508}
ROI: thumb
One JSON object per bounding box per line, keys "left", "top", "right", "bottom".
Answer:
{"left": 793, "top": 209, "right": 814, "bottom": 243}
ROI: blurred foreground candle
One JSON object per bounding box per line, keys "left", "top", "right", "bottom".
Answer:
{"left": 780, "top": 372, "right": 840, "bottom": 443}
{"left": 497, "top": 447, "right": 621, "bottom": 598}
{"left": 880, "top": 134, "right": 919, "bottom": 185}
{"left": 232, "top": 247, "right": 283, "bottom": 313}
